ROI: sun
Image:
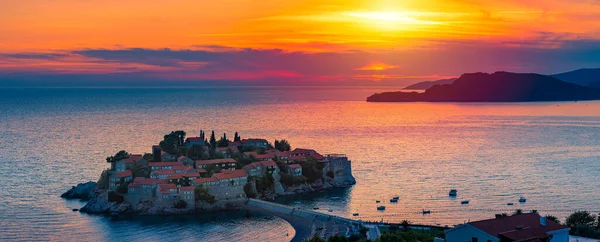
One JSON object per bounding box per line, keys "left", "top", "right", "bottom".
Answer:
{"left": 342, "top": 11, "right": 438, "bottom": 31}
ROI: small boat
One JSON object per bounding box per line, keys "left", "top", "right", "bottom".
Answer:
{"left": 507, "top": 203, "right": 514, "bottom": 206}
{"left": 328, "top": 209, "right": 333, "bottom": 212}
{"left": 519, "top": 197, "right": 527, "bottom": 203}
{"left": 390, "top": 198, "right": 398, "bottom": 203}
{"left": 392, "top": 196, "right": 399, "bottom": 200}
{"left": 313, "top": 207, "right": 319, "bottom": 210}
{"left": 461, "top": 200, "right": 469, "bottom": 204}
{"left": 376, "top": 200, "right": 381, "bottom": 203}
{"left": 422, "top": 210, "right": 431, "bottom": 214}
{"left": 449, "top": 189, "right": 457, "bottom": 197}
{"left": 353, "top": 213, "right": 359, "bottom": 216}
{"left": 377, "top": 206, "right": 386, "bottom": 211}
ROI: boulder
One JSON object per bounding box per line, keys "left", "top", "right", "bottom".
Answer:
{"left": 61, "top": 181, "right": 97, "bottom": 200}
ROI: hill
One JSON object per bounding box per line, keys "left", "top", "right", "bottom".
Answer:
{"left": 403, "top": 78, "right": 457, "bottom": 90}
{"left": 367, "top": 72, "right": 600, "bottom": 102}
{"left": 551, "top": 68, "right": 600, "bottom": 86}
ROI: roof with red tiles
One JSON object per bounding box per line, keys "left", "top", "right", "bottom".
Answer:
{"left": 149, "top": 162, "right": 182, "bottom": 167}
{"left": 153, "top": 170, "right": 175, "bottom": 175}
{"left": 132, "top": 177, "right": 157, "bottom": 185}
{"left": 194, "top": 177, "right": 218, "bottom": 184}
{"left": 158, "top": 183, "right": 177, "bottom": 190}
{"left": 177, "top": 156, "right": 191, "bottom": 162}
{"left": 195, "top": 158, "right": 237, "bottom": 166}
{"left": 214, "top": 169, "right": 247, "bottom": 180}
{"left": 196, "top": 168, "right": 207, "bottom": 173}
{"left": 244, "top": 164, "right": 256, "bottom": 169}
{"left": 128, "top": 183, "right": 141, "bottom": 188}
{"left": 289, "top": 164, "right": 302, "bottom": 169}
{"left": 156, "top": 179, "right": 168, "bottom": 184}
{"left": 468, "top": 213, "right": 566, "bottom": 241}
{"left": 254, "top": 153, "right": 275, "bottom": 159}
{"left": 186, "top": 137, "right": 205, "bottom": 142}
{"left": 123, "top": 154, "right": 143, "bottom": 164}
{"left": 116, "top": 170, "right": 132, "bottom": 178}
{"left": 179, "top": 186, "right": 194, "bottom": 191}
{"left": 260, "top": 160, "right": 278, "bottom": 167}
{"left": 291, "top": 148, "right": 316, "bottom": 155}
{"left": 173, "top": 165, "right": 194, "bottom": 171}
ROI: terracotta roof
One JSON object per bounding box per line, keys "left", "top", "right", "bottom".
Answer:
{"left": 173, "top": 165, "right": 194, "bottom": 171}
{"left": 169, "top": 174, "right": 184, "bottom": 179}
{"left": 156, "top": 179, "right": 168, "bottom": 184}
{"left": 184, "top": 172, "right": 200, "bottom": 178}
{"left": 260, "top": 160, "right": 278, "bottom": 167}
{"left": 186, "top": 137, "right": 204, "bottom": 142}
{"left": 196, "top": 168, "right": 207, "bottom": 173}
{"left": 132, "top": 177, "right": 157, "bottom": 185}
{"left": 244, "top": 164, "right": 256, "bottom": 169}
{"left": 123, "top": 154, "right": 143, "bottom": 164}
{"left": 468, "top": 213, "right": 566, "bottom": 241}
{"left": 244, "top": 151, "right": 259, "bottom": 157}
{"left": 214, "top": 169, "right": 247, "bottom": 180}
{"left": 251, "top": 161, "right": 263, "bottom": 167}
{"left": 229, "top": 141, "right": 241, "bottom": 147}
{"left": 195, "top": 158, "right": 237, "bottom": 166}
{"left": 291, "top": 148, "right": 316, "bottom": 155}
{"left": 159, "top": 183, "right": 177, "bottom": 189}
{"left": 311, "top": 153, "right": 325, "bottom": 160}
{"left": 289, "top": 164, "right": 302, "bottom": 169}
{"left": 254, "top": 153, "right": 275, "bottom": 159}
{"left": 153, "top": 170, "right": 174, "bottom": 175}
{"left": 177, "top": 156, "right": 190, "bottom": 162}
{"left": 128, "top": 183, "right": 141, "bottom": 188}
{"left": 288, "top": 155, "right": 307, "bottom": 161}
{"left": 116, "top": 170, "right": 132, "bottom": 178}
{"left": 194, "top": 177, "right": 218, "bottom": 184}
{"left": 179, "top": 186, "right": 194, "bottom": 191}
{"left": 241, "top": 138, "right": 268, "bottom": 143}
{"left": 277, "top": 151, "right": 292, "bottom": 157}
{"left": 149, "top": 162, "right": 182, "bottom": 167}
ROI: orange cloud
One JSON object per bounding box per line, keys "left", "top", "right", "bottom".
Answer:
{"left": 355, "top": 63, "right": 400, "bottom": 71}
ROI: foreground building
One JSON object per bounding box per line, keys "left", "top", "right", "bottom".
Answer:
{"left": 444, "top": 213, "right": 569, "bottom": 242}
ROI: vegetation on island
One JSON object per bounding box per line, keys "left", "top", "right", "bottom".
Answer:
{"left": 173, "top": 200, "right": 187, "bottom": 209}
{"left": 274, "top": 139, "right": 291, "bottom": 151}
{"left": 106, "top": 150, "right": 130, "bottom": 164}
{"left": 194, "top": 185, "right": 216, "bottom": 204}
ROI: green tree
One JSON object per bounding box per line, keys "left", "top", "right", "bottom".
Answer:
{"left": 209, "top": 130, "right": 217, "bottom": 149}
{"left": 234, "top": 132, "right": 241, "bottom": 142}
{"left": 195, "top": 185, "right": 216, "bottom": 204}
{"left": 173, "top": 199, "right": 187, "bottom": 209}
{"left": 301, "top": 157, "right": 325, "bottom": 183}
{"left": 566, "top": 211, "right": 596, "bottom": 227}
{"left": 327, "top": 235, "right": 349, "bottom": 242}
{"left": 244, "top": 182, "right": 257, "bottom": 198}
{"left": 400, "top": 220, "right": 411, "bottom": 231}
{"left": 130, "top": 164, "right": 150, "bottom": 178}
{"left": 305, "top": 234, "right": 325, "bottom": 242}
{"left": 274, "top": 139, "right": 291, "bottom": 151}
{"left": 142, "top": 153, "right": 154, "bottom": 162}
{"left": 188, "top": 144, "right": 208, "bottom": 160}
{"left": 217, "top": 133, "right": 230, "bottom": 147}
{"left": 546, "top": 215, "right": 561, "bottom": 224}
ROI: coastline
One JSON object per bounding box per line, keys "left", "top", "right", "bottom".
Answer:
{"left": 244, "top": 205, "right": 312, "bottom": 242}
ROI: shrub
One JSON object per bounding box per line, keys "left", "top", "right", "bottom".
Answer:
{"left": 195, "top": 185, "right": 216, "bottom": 204}
{"left": 301, "top": 157, "right": 325, "bottom": 183}
{"left": 244, "top": 182, "right": 257, "bottom": 198}
{"left": 108, "top": 191, "right": 124, "bottom": 203}
{"left": 566, "top": 211, "right": 596, "bottom": 228}
{"left": 173, "top": 200, "right": 187, "bottom": 209}
{"left": 280, "top": 173, "right": 307, "bottom": 187}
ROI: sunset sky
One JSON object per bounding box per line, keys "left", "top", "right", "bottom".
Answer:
{"left": 2, "top": 0, "right": 600, "bottom": 86}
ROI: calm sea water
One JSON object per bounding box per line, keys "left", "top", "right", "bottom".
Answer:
{"left": 1, "top": 87, "right": 600, "bottom": 241}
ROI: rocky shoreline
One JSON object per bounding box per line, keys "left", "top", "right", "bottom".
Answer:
{"left": 63, "top": 176, "right": 355, "bottom": 217}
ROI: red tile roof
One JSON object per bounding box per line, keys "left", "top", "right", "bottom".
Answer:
{"left": 184, "top": 172, "right": 200, "bottom": 178}
{"left": 173, "top": 165, "right": 194, "bottom": 171}
{"left": 196, "top": 168, "right": 207, "bottom": 173}
{"left": 214, "top": 169, "right": 247, "bottom": 180}
{"left": 169, "top": 174, "right": 184, "bottom": 179}
{"left": 149, "top": 162, "right": 182, "bottom": 167}
{"left": 254, "top": 153, "right": 275, "bottom": 160}
{"left": 194, "top": 177, "right": 218, "bottom": 184}
{"left": 123, "top": 154, "right": 143, "bottom": 164}
{"left": 116, "top": 170, "right": 132, "bottom": 178}
{"left": 291, "top": 148, "right": 316, "bottom": 155}
{"left": 288, "top": 155, "right": 307, "bottom": 161}
{"left": 311, "top": 153, "right": 325, "bottom": 160}
{"left": 244, "top": 151, "right": 259, "bottom": 157}
{"left": 158, "top": 183, "right": 177, "bottom": 190}
{"left": 468, "top": 213, "right": 566, "bottom": 241}
{"left": 179, "top": 186, "right": 194, "bottom": 191}
{"left": 156, "top": 179, "right": 168, "bottom": 184}
{"left": 195, "top": 158, "right": 237, "bottom": 166}
{"left": 153, "top": 170, "right": 175, "bottom": 175}
{"left": 260, "top": 160, "right": 278, "bottom": 167}
{"left": 177, "top": 156, "right": 190, "bottom": 162}
{"left": 128, "top": 183, "right": 141, "bottom": 188}
{"left": 186, "top": 137, "right": 204, "bottom": 142}
{"left": 132, "top": 177, "right": 157, "bottom": 185}
{"left": 244, "top": 164, "right": 256, "bottom": 169}
{"left": 289, "top": 164, "right": 302, "bottom": 169}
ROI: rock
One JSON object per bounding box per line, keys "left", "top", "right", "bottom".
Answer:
{"left": 72, "top": 209, "right": 79, "bottom": 212}
{"left": 61, "top": 181, "right": 97, "bottom": 200}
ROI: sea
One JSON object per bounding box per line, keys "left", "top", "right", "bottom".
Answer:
{"left": 1, "top": 86, "right": 599, "bottom": 241}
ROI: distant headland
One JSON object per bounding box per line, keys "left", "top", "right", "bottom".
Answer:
{"left": 62, "top": 130, "right": 356, "bottom": 216}
{"left": 367, "top": 71, "right": 600, "bottom": 102}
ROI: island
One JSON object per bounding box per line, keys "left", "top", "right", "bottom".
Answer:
{"left": 62, "top": 130, "right": 356, "bottom": 217}
{"left": 367, "top": 71, "right": 600, "bottom": 102}
{"left": 403, "top": 78, "right": 456, "bottom": 90}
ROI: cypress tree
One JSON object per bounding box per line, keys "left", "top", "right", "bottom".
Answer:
{"left": 209, "top": 130, "right": 217, "bottom": 149}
